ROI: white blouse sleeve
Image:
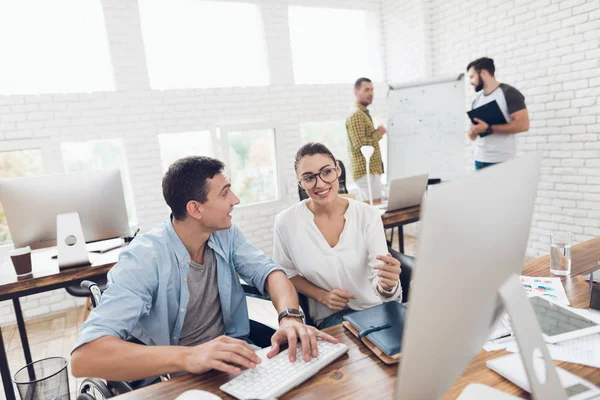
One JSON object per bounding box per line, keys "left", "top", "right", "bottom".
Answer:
{"left": 364, "top": 206, "right": 403, "bottom": 302}
{"left": 272, "top": 216, "right": 300, "bottom": 278}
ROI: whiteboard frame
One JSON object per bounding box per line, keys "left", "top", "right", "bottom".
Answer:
{"left": 388, "top": 73, "right": 464, "bottom": 91}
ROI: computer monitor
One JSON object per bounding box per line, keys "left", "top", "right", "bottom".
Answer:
{"left": 0, "top": 169, "right": 130, "bottom": 250}
{"left": 396, "top": 154, "right": 554, "bottom": 398}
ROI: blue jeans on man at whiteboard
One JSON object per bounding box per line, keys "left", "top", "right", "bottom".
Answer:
{"left": 475, "top": 161, "right": 498, "bottom": 170}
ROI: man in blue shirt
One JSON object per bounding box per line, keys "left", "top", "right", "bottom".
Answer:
{"left": 71, "top": 156, "right": 336, "bottom": 383}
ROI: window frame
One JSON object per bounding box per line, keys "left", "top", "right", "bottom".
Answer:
{"left": 211, "top": 122, "right": 285, "bottom": 210}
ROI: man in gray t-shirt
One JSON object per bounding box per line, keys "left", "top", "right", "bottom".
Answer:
{"left": 466, "top": 57, "right": 530, "bottom": 170}
{"left": 179, "top": 246, "right": 225, "bottom": 346}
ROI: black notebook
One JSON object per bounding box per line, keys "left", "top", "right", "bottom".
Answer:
{"left": 343, "top": 301, "right": 407, "bottom": 357}
{"left": 467, "top": 100, "right": 507, "bottom": 137}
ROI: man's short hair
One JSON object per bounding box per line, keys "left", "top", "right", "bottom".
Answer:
{"left": 354, "top": 77, "right": 372, "bottom": 90}
{"left": 466, "top": 57, "right": 495, "bottom": 76}
{"left": 162, "top": 156, "right": 225, "bottom": 220}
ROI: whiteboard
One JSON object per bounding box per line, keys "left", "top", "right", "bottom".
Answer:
{"left": 386, "top": 74, "right": 466, "bottom": 182}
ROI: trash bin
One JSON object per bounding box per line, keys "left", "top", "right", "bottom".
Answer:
{"left": 12, "top": 357, "right": 70, "bottom": 400}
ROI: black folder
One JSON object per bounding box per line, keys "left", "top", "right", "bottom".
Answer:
{"left": 467, "top": 100, "right": 507, "bottom": 137}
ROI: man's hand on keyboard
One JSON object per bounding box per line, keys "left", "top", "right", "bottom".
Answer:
{"left": 267, "top": 319, "right": 339, "bottom": 363}
{"left": 183, "top": 336, "right": 262, "bottom": 375}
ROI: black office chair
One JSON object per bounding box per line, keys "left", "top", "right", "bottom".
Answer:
{"left": 298, "top": 159, "right": 349, "bottom": 201}
{"left": 298, "top": 248, "right": 415, "bottom": 328}
{"left": 76, "top": 280, "right": 276, "bottom": 399}
{"left": 337, "top": 160, "right": 349, "bottom": 194}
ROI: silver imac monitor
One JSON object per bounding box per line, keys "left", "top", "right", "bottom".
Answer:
{"left": 0, "top": 169, "right": 130, "bottom": 250}
{"left": 395, "top": 154, "right": 565, "bottom": 398}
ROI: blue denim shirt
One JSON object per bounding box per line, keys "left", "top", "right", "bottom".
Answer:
{"left": 73, "top": 218, "right": 281, "bottom": 352}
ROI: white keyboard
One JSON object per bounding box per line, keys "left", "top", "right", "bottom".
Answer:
{"left": 220, "top": 339, "right": 348, "bottom": 400}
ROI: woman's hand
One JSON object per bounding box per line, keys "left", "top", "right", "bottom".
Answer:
{"left": 321, "top": 289, "right": 356, "bottom": 311}
{"left": 374, "top": 253, "right": 401, "bottom": 292}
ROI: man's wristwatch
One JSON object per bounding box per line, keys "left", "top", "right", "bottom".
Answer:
{"left": 278, "top": 308, "right": 305, "bottom": 324}
{"left": 484, "top": 125, "right": 493, "bottom": 135}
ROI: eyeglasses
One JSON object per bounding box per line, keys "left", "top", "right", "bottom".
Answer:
{"left": 298, "top": 167, "right": 339, "bottom": 190}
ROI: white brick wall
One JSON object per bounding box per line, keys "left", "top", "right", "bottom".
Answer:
{"left": 0, "top": 0, "right": 388, "bottom": 325}
{"left": 383, "top": 0, "right": 600, "bottom": 258}
{"left": 381, "top": 0, "right": 431, "bottom": 82}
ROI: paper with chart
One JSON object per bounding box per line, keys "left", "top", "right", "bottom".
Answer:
{"left": 520, "top": 276, "right": 570, "bottom": 306}
{"left": 386, "top": 75, "right": 466, "bottom": 182}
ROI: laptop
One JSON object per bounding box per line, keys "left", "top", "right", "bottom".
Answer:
{"left": 378, "top": 174, "right": 429, "bottom": 215}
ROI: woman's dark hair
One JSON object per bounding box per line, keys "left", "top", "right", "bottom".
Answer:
{"left": 294, "top": 142, "right": 337, "bottom": 171}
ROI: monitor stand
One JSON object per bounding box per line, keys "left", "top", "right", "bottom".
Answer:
{"left": 57, "top": 212, "right": 91, "bottom": 270}
{"left": 460, "top": 274, "right": 567, "bottom": 399}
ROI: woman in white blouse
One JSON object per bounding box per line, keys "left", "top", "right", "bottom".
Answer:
{"left": 273, "top": 142, "right": 402, "bottom": 329}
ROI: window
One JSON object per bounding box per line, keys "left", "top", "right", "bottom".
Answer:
{"left": 0, "top": 149, "right": 45, "bottom": 245}
{"left": 226, "top": 129, "right": 278, "bottom": 205}
{"left": 139, "top": 0, "right": 270, "bottom": 89}
{"left": 158, "top": 131, "right": 213, "bottom": 173}
{"left": 299, "top": 121, "right": 356, "bottom": 188}
{"left": 157, "top": 127, "right": 279, "bottom": 206}
{"left": 61, "top": 139, "right": 137, "bottom": 225}
{"left": 0, "top": 0, "right": 114, "bottom": 95}
{"left": 288, "top": 6, "right": 384, "bottom": 84}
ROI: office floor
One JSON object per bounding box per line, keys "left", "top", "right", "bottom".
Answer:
{"left": 0, "top": 234, "right": 417, "bottom": 399}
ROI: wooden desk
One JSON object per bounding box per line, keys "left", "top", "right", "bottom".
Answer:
{"left": 380, "top": 205, "right": 421, "bottom": 253}
{"left": 115, "top": 237, "right": 600, "bottom": 400}
{"left": 0, "top": 248, "right": 117, "bottom": 400}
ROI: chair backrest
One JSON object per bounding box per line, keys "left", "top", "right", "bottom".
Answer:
{"left": 338, "top": 160, "right": 349, "bottom": 194}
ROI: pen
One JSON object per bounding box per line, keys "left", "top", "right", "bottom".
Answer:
{"left": 492, "top": 334, "right": 514, "bottom": 344}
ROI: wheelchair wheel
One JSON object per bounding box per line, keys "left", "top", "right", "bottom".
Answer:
{"left": 76, "top": 394, "right": 97, "bottom": 400}
{"left": 78, "top": 377, "right": 114, "bottom": 399}
{"left": 106, "top": 380, "right": 135, "bottom": 395}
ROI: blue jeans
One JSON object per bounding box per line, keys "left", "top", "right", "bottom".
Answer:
{"left": 475, "top": 161, "right": 498, "bottom": 170}
{"left": 317, "top": 309, "right": 355, "bottom": 329}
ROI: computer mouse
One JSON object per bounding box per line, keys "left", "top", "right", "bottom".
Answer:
{"left": 174, "top": 390, "right": 223, "bottom": 400}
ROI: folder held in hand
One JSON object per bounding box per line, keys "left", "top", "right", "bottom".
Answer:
{"left": 467, "top": 100, "right": 507, "bottom": 137}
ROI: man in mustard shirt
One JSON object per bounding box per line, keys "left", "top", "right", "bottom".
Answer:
{"left": 346, "top": 77, "right": 386, "bottom": 201}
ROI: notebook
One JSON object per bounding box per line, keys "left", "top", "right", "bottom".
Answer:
{"left": 342, "top": 301, "right": 407, "bottom": 364}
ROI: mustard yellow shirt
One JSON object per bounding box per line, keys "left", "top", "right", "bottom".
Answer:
{"left": 346, "top": 103, "right": 384, "bottom": 181}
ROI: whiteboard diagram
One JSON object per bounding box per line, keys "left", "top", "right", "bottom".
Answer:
{"left": 386, "top": 75, "right": 467, "bottom": 182}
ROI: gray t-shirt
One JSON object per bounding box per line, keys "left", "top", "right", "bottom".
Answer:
{"left": 178, "top": 246, "right": 225, "bottom": 347}
{"left": 471, "top": 83, "right": 526, "bottom": 163}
